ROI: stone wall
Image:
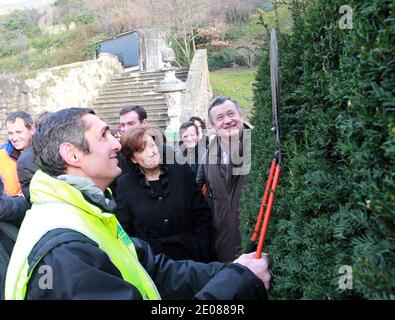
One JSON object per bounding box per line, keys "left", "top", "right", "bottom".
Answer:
{"left": 24, "top": 53, "right": 123, "bottom": 114}
{"left": 0, "top": 53, "right": 122, "bottom": 142}
{"left": 181, "top": 49, "right": 212, "bottom": 125}
{"left": 0, "top": 77, "right": 30, "bottom": 142}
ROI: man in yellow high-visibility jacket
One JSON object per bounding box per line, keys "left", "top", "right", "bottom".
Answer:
{"left": 5, "top": 108, "right": 271, "bottom": 300}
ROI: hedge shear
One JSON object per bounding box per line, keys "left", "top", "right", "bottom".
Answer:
{"left": 247, "top": 29, "right": 282, "bottom": 259}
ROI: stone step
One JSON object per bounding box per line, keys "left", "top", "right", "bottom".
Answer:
{"left": 100, "top": 90, "right": 159, "bottom": 98}
{"left": 98, "top": 112, "right": 168, "bottom": 120}
{"left": 103, "top": 82, "right": 159, "bottom": 92}
{"left": 118, "top": 70, "right": 164, "bottom": 77}
{"left": 112, "top": 74, "right": 165, "bottom": 82}
{"left": 101, "top": 114, "right": 168, "bottom": 122}
{"left": 117, "top": 69, "right": 189, "bottom": 79}
{"left": 94, "top": 105, "right": 167, "bottom": 114}
{"left": 97, "top": 91, "right": 162, "bottom": 98}
{"left": 95, "top": 109, "right": 168, "bottom": 119}
{"left": 94, "top": 95, "right": 164, "bottom": 104}
{"left": 101, "top": 87, "right": 160, "bottom": 95}
{"left": 110, "top": 75, "right": 187, "bottom": 84}
{"left": 92, "top": 100, "right": 167, "bottom": 108}
{"left": 111, "top": 71, "right": 188, "bottom": 83}
{"left": 99, "top": 116, "right": 168, "bottom": 129}
{"left": 95, "top": 105, "right": 168, "bottom": 114}
{"left": 103, "top": 74, "right": 187, "bottom": 89}
{"left": 90, "top": 67, "right": 189, "bottom": 131}
{"left": 105, "top": 80, "right": 158, "bottom": 87}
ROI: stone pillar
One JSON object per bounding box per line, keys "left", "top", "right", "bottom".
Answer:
{"left": 154, "top": 47, "right": 186, "bottom": 146}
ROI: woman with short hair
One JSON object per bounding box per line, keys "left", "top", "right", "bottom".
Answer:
{"left": 115, "top": 125, "right": 213, "bottom": 262}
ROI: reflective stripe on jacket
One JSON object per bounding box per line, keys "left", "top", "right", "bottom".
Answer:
{"left": 5, "top": 170, "right": 160, "bottom": 300}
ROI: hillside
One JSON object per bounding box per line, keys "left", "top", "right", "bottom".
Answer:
{"left": 0, "top": 0, "right": 291, "bottom": 75}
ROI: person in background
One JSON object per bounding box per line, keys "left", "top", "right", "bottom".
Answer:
{"left": 115, "top": 125, "right": 213, "bottom": 262}
{"left": 189, "top": 116, "right": 211, "bottom": 147}
{"left": 0, "top": 111, "right": 35, "bottom": 196}
{"left": 17, "top": 111, "right": 52, "bottom": 201}
{"left": 119, "top": 105, "right": 174, "bottom": 162}
{"left": 110, "top": 127, "right": 122, "bottom": 142}
{"left": 175, "top": 121, "right": 207, "bottom": 177}
{"left": 0, "top": 111, "right": 34, "bottom": 226}
{"left": 119, "top": 105, "right": 148, "bottom": 134}
{"left": 110, "top": 105, "right": 175, "bottom": 198}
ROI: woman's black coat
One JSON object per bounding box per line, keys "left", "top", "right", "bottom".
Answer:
{"left": 115, "top": 163, "right": 214, "bottom": 262}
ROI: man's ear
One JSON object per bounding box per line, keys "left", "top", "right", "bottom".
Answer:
{"left": 30, "top": 124, "right": 36, "bottom": 136}
{"left": 141, "top": 119, "right": 148, "bottom": 125}
{"left": 59, "top": 143, "right": 82, "bottom": 167}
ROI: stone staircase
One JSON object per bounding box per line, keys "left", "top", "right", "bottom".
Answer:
{"left": 92, "top": 68, "right": 189, "bottom": 130}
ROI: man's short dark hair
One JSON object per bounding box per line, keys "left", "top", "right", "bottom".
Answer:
{"left": 179, "top": 121, "right": 199, "bottom": 137}
{"left": 121, "top": 125, "right": 163, "bottom": 164}
{"left": 119, "top": 105, "right": 147, "bottom": 122}
{"left": 33, "top": 108, "right": 95, "bottom": 177}
{"left": 34, "top": 111, "right": 53, "bottom": 127}
{"left": 5, "top": 111, "right": 34, "bottom": 129}
{"left": 208, "top": 96, "right": 243, "bottom": 125}
{"left": 188, "top": 116, "right": 206, "bottom": 129}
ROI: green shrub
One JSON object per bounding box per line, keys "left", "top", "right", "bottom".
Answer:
{"left": 30, "top": 32, "right": 76, "bottom": 50}
{"left": 224, "top": 27, "right": 244, "bottom": 41}
{"left": 207, "top": 47, "right": 240, "bottom": 69}
{"left": 58, "top": 13, "right": 94, "bottom": 26}
{"left": 1, "top": 9, "right": 39, "bottom": 32}
{"left": 241, "top": 0, "right": 394, "bottom": 299}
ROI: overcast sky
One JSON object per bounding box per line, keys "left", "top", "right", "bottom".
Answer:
{"left": 1, "top": 0, "right": 26, "bottom": 4}
{"left": 0, "top": 0, "right": 55, "bottom": 15}
{"left": 0, "top": 0, "right": 55, "bottom": 8}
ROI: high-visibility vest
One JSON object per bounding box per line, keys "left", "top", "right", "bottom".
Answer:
{"left": 5, "top": 170, "right": 161, "bottom": 300}
{"left": 0, "top": 149, "right": 22, "bottom": 196}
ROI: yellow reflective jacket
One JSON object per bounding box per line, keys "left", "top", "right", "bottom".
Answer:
{"left": 5, "top": 170, "right": 160, "bottom": 300}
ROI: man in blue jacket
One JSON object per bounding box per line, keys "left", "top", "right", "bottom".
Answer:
{"left": 5, "top": 108, "right": 271, "bottom": 300}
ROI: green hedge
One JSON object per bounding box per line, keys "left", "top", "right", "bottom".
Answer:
{"left": 207, "top": 47, "right": 243, "bottom": 69}
{"left": 240, "top": 0, "right": 394, "bottom": 299}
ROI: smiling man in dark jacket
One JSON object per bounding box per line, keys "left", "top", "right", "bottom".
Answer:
{"left": 197, "top": 96, "right": 253, "bottom": 262}
{"left": 5, "top": 108, "right": 270, "bottom": 300}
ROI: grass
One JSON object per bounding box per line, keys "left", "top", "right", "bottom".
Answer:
{"left": 209, "top": 68, "right": 257, "bottom": 119}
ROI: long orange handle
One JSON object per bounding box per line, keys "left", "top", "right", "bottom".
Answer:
{"left": 250, "top": 160, "right": 277, "bottom": 242}
{"left": 255, "top": 164, "right": 280, "bottom": 259}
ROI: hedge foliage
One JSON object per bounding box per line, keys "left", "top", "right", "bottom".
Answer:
{"left": 240, "top": 0, "right": 394, "bottom": 299}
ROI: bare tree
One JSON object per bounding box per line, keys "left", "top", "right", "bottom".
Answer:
{"left": 144, "top": 0, "right": 207, "bottom": 65}
{"left": 84, "top": 0, "right": 148, "bottom": 34}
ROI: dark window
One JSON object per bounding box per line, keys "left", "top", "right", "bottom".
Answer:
{"left": 98, "top": 32, "right": 140, "bottom": 68}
